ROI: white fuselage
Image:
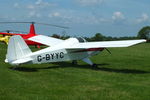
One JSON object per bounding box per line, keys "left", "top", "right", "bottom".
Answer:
{"left": 25, "top": 38, "right": 101, "bottom": 64}
{"left": 5, "top": 35, "right": 146, "bottom": 66}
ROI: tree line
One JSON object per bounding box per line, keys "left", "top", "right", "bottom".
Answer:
{"left": 51, "top": 26, "right": 150, "bottom": 42}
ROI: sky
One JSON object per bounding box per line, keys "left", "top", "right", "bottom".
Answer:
{"left": 0, "top": 0, "right": 150, "bottom": 37}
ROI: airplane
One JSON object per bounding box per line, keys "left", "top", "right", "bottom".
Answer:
{"left": 0, "top": 22, "right": 68, "bottom": 48}
{"left": 0, "top": 22, "right": 41, "bottom": 47}
{"left": 5, "top": 35, "right": 146, "bottom": 68}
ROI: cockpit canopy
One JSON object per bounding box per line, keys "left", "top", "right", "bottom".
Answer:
{"left": 76, "top": 37, "right": 87, "bottom": 43}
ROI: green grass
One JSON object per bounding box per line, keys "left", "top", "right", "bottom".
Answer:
{"left": 0, "top": 43, "right": 149, "bottom": 100}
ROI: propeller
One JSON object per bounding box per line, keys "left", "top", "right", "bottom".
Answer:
{"left": 0, "top": 22, "right": 69, "bottom": 29}
{"left": 105, "top": 48, "right": 111, "bottom": 54}
{"left": 0, "top": 30, "right": 27, "bottom": 34}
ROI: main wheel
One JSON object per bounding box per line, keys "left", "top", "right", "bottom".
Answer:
{"left": 92, "top": 64, "right": 98, "bottom": 69}
{"left": 72, "top": 60, "right": 77, "bottom": 65}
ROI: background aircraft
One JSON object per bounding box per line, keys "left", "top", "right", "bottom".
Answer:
{"left": 5, "top": 35, "right": 146, "bottom": 68}
{"left": 0, "top": 22, "right": 40, "bottom": 47}
{"left": 0, "top": 22, "right": 68, "bottom": 48}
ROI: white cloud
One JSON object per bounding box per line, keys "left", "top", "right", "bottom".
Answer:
{"left": 28, "top": 11, "right": 41, "bottom": 18}
{"left": 14, "top": 3, "right": 19, "bottom": 8}
{"left": 77, "top": 0, "right": 104, "bottom": 6}
{"left": 52, "top": 12, "right": 61, "bottom": 17}
{"left": 35, "top": 0, "right": 56, "bottom": 8}
{"left": 35, "top": 0, "right": 43, "bottom": 5}
{"left": 48, "top": 12, "right": 61, "bottom": 17}
{"left": 47, "top": 9, "right": 110, "bottom": 25}
{"left": 28, "top": 11, "right": 36, "bottom": 17}
{"left": 136, "top": 13, "right": 149, "bottom": 23}
{"left": 27, "top": 0, "right": 56, "bottom": 10}
{"left": 26, "top": 0, "right": 57, "bottom": 18}
{"left": 112, "top": 11, "right": 125, "bottom": 20}
{"left": 27, "top": 5, "right": 35, "bottom": 9}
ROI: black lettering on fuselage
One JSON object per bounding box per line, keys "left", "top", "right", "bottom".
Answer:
{"left": 60, "top": 52, "right": 64, "bottom": 58}
{"left": 46, "top": 54, "right": 50, "bottom": 60}
{"left": 37, "top": 55, "right": 42, "bottom": 62}
{"left": 55, "top": 53, "right": 59, "bottom": 59}
{"left": 37, "top": 52, "right": 65, "bottom": 62}
{"left": 50, "top": 53, "right": 54, "bottom": 59}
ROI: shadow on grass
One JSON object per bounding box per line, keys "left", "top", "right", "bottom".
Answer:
{"left": 97, "top": 67, "right": 149, "bottom": 74}
{"left": 53, "top": 62, "right": 149, "bottom": 74}
{"left": 9, "top": 62, "right": 149, "bottom": 74}
{"left": 9, "top": 67, "right": 38, "bottom": 72}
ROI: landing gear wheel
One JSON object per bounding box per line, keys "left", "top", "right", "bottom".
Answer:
{"left": 72, "top": 60, "right": 77, "bottom": 65}
{"left": 12, "top": 66, "right": 17, "bottom": 70}
{"left": 92, "top": 64, "right": 98, "bottom": 69}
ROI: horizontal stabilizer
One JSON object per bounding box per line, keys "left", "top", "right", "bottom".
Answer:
{"left": 11, "top": 57, "right": 32, "bottom": 65}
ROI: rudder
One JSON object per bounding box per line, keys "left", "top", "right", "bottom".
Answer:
{"left": 6, "top": 35, "right": 32, "bottom": 63}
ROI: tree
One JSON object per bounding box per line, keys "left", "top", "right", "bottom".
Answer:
{"left": 91, "top": 33, "right": 105, "bottom": 41}
{"left": 51, "top": 34, "right": 60, "bottom": 39}
{"left": 138, "top": 26, "right": 150, "bottom": 40}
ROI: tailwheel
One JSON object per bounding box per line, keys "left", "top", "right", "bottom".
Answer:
{"left": 72, "top": 60, "right": 77, "bottom": 65}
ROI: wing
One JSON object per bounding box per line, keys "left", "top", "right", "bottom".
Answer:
{"left": 66, "top": 39, "right": 146, "bottom": 49}
{"left": 28, "top": 35, "right": 64, "bottom": 46}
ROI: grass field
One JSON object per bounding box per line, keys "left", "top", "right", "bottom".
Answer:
{"left": 0, "top": 43, "right": 150, "bottom": 100}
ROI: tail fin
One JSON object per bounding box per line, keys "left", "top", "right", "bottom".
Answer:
{"left": 28, "top": 23, "right": 36, "bottom": 36}
{"left": 6, "top": 35, "right": 32, "bottom": 64}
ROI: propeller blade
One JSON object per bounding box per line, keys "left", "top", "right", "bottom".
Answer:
{"left": 0, "top": 30, "right": 27, "bottom": 33}
{"left": 0, "top": 22, "right": 32, "bottom": 24}
{"left": 35, "top": 22, "right": 69, "bottom": 29}
{"left": 0, "top": 22, "right": 69, "bottom": 29}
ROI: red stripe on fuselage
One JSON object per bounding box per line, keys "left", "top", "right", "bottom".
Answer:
{"left": 72, "top": 48, "right": 104, "bottom": 53}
